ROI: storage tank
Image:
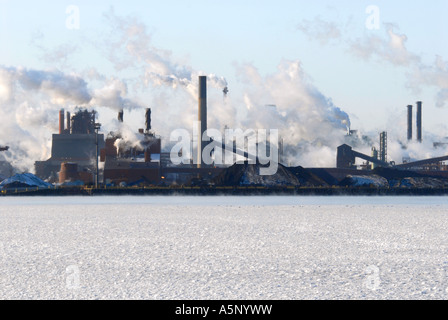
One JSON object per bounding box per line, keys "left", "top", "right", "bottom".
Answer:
{"left": 59, "top": 162, "right": 79, "bottom": 183}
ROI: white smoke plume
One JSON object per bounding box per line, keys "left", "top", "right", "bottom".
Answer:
{"left": 97, "top": 9, "right": 233, "bottom": 151}
{"left": 10, "top": 10, "right": 448, "bottom": 175}
{"left": 113, "top": 122, "right": 146, "bottom": 153}
{"left": 0, "top": 10, "right": 355, "bottom": 172}
{"left": 349, "top": 24, "right": 420, "bottom": 67}
{"left": 297, "top": 17, "right": 448, "bottom": 110}
{"left": 235, "top": 59, "right": 351, "bottom": 167}
{"left": 407, "top": 55, "right": 448, "bottom": 108}
{"left": 0, "top": 65, "right": 143, "bottom": 173}
{"left": 91, "top": 77, "right": 145, "bottom": 111}
{"left": 296, "top": 17, "right": 448, "bottom": 165}
{"left": 347, "top": 23, "right": 448, "bottom": 109}
{"left": 102, "top": 9, "right": 228, "bottom": 96}
{"left": 297, "top": 16, "right": 343, "bottom": 46}
{"left": 0, "top": 66, "right": 92, "bottom": 105}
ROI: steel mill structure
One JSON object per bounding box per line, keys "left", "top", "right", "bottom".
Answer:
{"left": 26, "top": 76, "right": 448, "bottom": 187}
{"left": 34, "top": 108, "right": 105, "bottom": 184}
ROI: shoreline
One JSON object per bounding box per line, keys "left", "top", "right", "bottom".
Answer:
{"left": 2, "top": 186, "right": 448, "bottom": 196}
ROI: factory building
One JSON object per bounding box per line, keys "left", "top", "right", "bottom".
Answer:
{"left": 34, "top": 108, "right": 105, "bottom": 184}
{"left": 32, "top": 76, "right": 231, "bottom": 187}
{"left": 100, "top": 108, "right": 162, "bottom": 186}
{"left": 332, "top": 100, "right": 448, "bottom": 183}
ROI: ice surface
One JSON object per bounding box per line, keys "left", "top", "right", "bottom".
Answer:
{"left": 1, "top": 196, "right": 448, "bottom": 300}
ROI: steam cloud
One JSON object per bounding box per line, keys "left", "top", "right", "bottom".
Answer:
{"left": 5, "top": 10, "right": 447, "bottom": 176}
{"left": 0, "top": 10, "right": 354, "bottom": 173}
{"left": 0, "top": 65, "right": 143, "bottom": 172}
{"left": 102, "top": 9, "right": 228, "bottom": 95}
{"left": 235, "top": 59, "right": 351, "bottom": 167}
{"left": 297, "top": 16, "right": 448, "bottom": 164}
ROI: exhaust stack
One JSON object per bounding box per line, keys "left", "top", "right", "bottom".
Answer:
{"left": 197, "top": 76, "right": 207, "bottom": 168}
{"left": 145, "top": 108, "right": 152, "bottom": 132}
{"left": 416, "top": 101, "right": 422, "bottom": 143}
{"left": 407, "top": 105, "right": 413, "bottom": 141}
{"left": 66, "top": 111, "right": 71, "bottom": 134}
{"left": 118, "top": 110, "right": 124, "bottom": 123}
{"left": 59, "top": 109, "right": 65, "bottom": 134}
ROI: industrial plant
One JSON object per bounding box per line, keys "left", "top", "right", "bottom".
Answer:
{"left": 1, "top": 75, "right": 448, "bottom": 195}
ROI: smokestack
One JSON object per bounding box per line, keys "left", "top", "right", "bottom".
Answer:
{"left": 59, "top": 109, "right": 65, "bottom": 134}
{"left": 66, "top": 111, "right": 71, "bottom": 134}
{"left": 417, "top": 101, "right": 422, "bottom": 143}
{"left": 118, "top": 109, "right": 124, "bottom": 123}
{"left": 145, "top": 108, "right": 152, "bottom": 132}
{"left": 407, "top": 105, "right": 413, "bottom": 141}
{"left": 197, "top": 76, "right": 207, "bottom": 168}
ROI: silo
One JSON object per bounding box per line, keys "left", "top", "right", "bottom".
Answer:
{"left": 59, "top": 162, "right": 79, "bottom": 183}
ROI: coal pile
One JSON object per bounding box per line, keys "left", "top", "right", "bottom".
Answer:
{"left": 337, "top": 167, "right": 448, "bottom": 189}
{"left": 339, "top": 175, "right": 389, "bottom": 188}
{"left": 371, "top": 167, "right": 425, "bottom": 179}
{"left": 286, "top": 166, "right": 329, "bottom": 187}
{"left": 213, "top": 162, "right": 327, "bottom": 187}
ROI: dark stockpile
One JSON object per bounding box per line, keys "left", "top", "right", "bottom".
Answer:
{"left": 342, "top": 167, "right": 448, "bottom": 189}
{"left": 371, "top": 167, "right": 425, "bottom": 180}
{"left": 212, "top": 162, "right": 328, "bottom": 187}
{"left": 286, "top": 166, "right": 329, "bottom": 187}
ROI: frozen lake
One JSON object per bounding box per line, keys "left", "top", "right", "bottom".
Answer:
{"left": 1, "top": 195, "right": 448, "bottom": 300}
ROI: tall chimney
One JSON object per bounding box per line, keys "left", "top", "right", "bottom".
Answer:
{"left": 407, "top": 105, "right": 413, "bottom": 141}
{"left": 59, "top": 109, "right": 65, "bottom": 134}
{"left": 416, "top": 101, "right": 422, "bottom": 143}
{"left": 145, "top": 108, "right": 152, "bottom": 132}
{"left": 197, "top": 76, "right": 207, "bottom": 168}
{"left": 118, "top": 109, "right": 124, "bottom": 123}
{"left": 66, "top": 111, "right": 71, "bottom": 134}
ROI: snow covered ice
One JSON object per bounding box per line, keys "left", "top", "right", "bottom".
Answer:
{"left": 1, "top": 195, "right": 448, "bottom": 300}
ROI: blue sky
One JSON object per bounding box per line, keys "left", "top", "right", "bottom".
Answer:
{"left": 1, "top": 0, "right": 448, "bottom": 136}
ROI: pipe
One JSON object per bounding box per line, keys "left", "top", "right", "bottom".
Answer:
{"left": 416, "top": 101, "right": 422, "bottom": 143}
{"left": 197, "top": 76, "right": 207, "bottom": 168}
{"left": 407, "top": 105, "right": 413, "bottom": 141}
